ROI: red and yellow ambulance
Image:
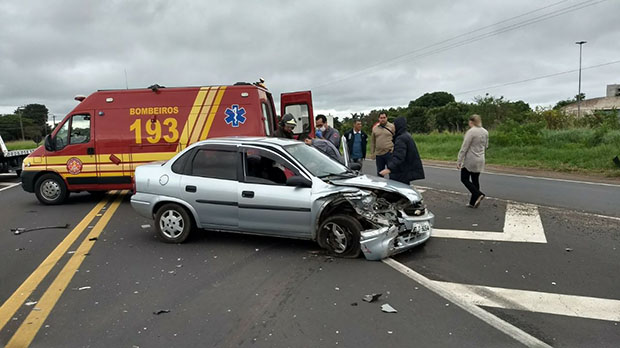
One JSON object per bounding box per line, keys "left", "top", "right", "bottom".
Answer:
{"left": 21, "top": 81, "right": 315, "bottom": 204}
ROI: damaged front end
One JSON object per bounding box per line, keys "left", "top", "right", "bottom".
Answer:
{"left": 343, "top": 190, "right": 434, "bottom": 261}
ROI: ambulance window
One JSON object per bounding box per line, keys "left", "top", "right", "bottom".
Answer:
{"left": 54, "top": 122, "right": 70, "bottom": 150}
{"left": 69, "top": 114, "right": 91, "bottom": 144}
{"left": 191, "top": 149, "right": 238, "bottom": 180}
{"left": 261, "top": 102, "right": 273, "bottom": 136}
{"left": 284, "top": 104, "right": 310, "bottom": 135}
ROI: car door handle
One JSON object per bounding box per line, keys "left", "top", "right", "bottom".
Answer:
{"left": 185, "top": 185, "right": 197, "bottom": 193}
{"left": 242, "top": 191, "right": 254, "bottom": 198}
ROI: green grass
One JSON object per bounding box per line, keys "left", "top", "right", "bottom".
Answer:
{"left": 4, "top": 140, "right": 38, "bottom": 151}
{"left": 413, "top": 129, "right": 620, "bottom": 177}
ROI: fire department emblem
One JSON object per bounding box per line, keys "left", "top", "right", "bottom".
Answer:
{"left": 66, "top": 157, "right": 83, "bottom": 175}
{"left": 224, "top": 104, "right": 247, "bottom": 128}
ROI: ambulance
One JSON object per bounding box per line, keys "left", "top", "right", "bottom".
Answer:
{"left": 21, "top": 81, "right": 315, "bottom": 204}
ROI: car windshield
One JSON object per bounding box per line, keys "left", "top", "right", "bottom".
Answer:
{"left": 284, "top": 143, "right": 352, "bottom": 178}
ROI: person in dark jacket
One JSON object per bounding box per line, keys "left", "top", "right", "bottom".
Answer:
{"left": 344, "top": 120, "right": 368, "bottom": 164}
{"left": 379, "top": 117, "right": 424, "bottom": 185}
{"left": 273, "top": 113, "right": 296, "bottom": 139}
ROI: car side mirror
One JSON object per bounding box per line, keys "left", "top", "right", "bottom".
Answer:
{"left": 348, "top": 162, "right": 362, "bottom": 171}
{"left": 286, "top": 176, "right": 312, "bottom": 188}
{"left": 44, "top": 135, "right": 55, "bottom": 151}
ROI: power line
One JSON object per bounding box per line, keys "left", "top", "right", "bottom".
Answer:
{"left": 454, "top": 59, "right": 620, "bottom": 96}
{"left": 312, "top": 0, "right": 606, "bottom": 89}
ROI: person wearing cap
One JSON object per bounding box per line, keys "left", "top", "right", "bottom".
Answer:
{"left": 274, "top": 113, "right": 297, "bottom": 139}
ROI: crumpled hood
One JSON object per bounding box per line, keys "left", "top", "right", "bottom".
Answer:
{"left": 330, "top": 175, "right": 422, "bottom": 202}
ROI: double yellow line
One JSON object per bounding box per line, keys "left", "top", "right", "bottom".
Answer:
{"left": 0, "top": 191, "right": 126, "bottom": 347}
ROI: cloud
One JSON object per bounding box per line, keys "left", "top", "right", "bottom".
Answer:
{"left": 1, "top": 0, "right": 618, "bottom": 119}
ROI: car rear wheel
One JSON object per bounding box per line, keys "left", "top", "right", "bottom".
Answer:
{"left": 155, "top": 203, "right": 194, "bottom": 243}
{"left": 35, "top": 173, "right": 68, "bottom": 205}
{"left": 319, "top": 215, "right": 362, "bottom": 258}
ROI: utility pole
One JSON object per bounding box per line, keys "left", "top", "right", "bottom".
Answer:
{"left": 17, "top": 106, "right": 25, "bottom": 141}
{"left": 575, "top": 41, "right": 587, "bottom": 117}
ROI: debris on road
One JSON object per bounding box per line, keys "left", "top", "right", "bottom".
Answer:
{"left": 552, "top": 281, "right": 557, "bottom": 286}
{"left": 141, "top": 224, "right": 151, "bottom": 229}
{"left": 89, "top": 237, "right": 98, "bottom": 241}
{"left": 153, "top": 309, "right": 171, "bottom": 315}
{"left": 25, "top": 301, "right": 37, "bottom": 306}
{"left": 15, "top": 247, "right": 25, "bottom": 251}
{"left": 11, "top": 223, "right": 70, "bottom": 235}
{"left": 565, "top": 247, "right": 573, "bottom": 252}
{"left": 72, "top": 286, "right": 91, "bottom": 291}
{"left": 362, "top": 293, "right": 382, "bottom": 303}
{"left": 381, "top": 304, "right": 398, "bottom": 313}
{"left": 350, "top": 302, "right": 358, "bottom": 306}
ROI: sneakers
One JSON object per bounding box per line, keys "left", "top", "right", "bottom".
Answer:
{"left": 474, "top": 194, "right": 486, "bottom": 208}
{"left": 465, "top": 204, "right": 475, "bottom": 208}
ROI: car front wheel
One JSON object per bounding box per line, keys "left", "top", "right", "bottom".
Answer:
{"left": 319, "top": 215, "right": 362, "bottom": 258}
{"left": 35, "top": 173, "right": 68, "bottom": 205}
{"left": 155, "top": 203, "right": 194, "bottom": 243}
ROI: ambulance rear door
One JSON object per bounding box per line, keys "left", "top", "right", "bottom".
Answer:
{"left": 280, "top": 91, "right": 314, "bottom": 136}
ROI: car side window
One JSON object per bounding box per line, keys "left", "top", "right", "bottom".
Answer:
{"left": 172, "top": 149, "right": 194, "bottom": 174}
{"left": 191, "top": 149, "right": 238, "bottom": 180}
{"left": 244, "top": 149, "right": 300, "bottom": 185}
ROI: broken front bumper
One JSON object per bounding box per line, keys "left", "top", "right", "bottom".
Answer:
{"left": 360, "top": 212, "right": 434, "bottom": 261}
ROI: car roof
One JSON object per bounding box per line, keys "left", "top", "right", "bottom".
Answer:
{"left": 193, "top": 136, "right": 301, "bottom": 148}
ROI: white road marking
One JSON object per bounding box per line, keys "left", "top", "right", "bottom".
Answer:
{"left": 425, "top": 164, "right": 620, "bottom": 188}
{"left": 0, "top": 183, "right": 20, "bottom": 192}
{"left": 435, "top": 281, "right": 620, "bottom": 322}
{"left": 432, "top": 203, "right": 547, "bottom": 243}
{"left": 383, "top": 258, "right": 552, "bottom": 348}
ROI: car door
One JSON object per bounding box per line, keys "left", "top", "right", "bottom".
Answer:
{"left": 178, "top": 145, "right": 240, "bottom": 229}
{"left": 280, "top": 91, "right": 314, "bottom": 136}
{"left": 238, "top": 146, "right": 312, "bottom": 237}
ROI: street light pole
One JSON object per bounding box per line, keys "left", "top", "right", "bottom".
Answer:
{"left": 575, "top": 41, "right": 587, "bottom": 117}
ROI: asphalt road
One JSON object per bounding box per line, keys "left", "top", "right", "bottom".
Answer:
{"left": 1, "top": 171, "right": 619, "bottom": 347}
{"left": 361, "top": 160, "right": 620, "bottom": 217}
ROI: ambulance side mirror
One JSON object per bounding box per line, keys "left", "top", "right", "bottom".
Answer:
{"left": 44, "top": 135, "right": 55, "bottom": 151}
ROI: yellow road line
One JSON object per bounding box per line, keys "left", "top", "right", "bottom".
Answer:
{"left": 6, "top": 191, "right": 126, "bottom": 348}
{"left": 0, "top": 194, "right": 112, "bottom": 332}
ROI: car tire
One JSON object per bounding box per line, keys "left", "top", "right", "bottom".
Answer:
{"left": 155, "top": 203, "right": 194, "bottom": 243}
{"left": 35, "top": 173, "right": 68, "bottom": 205}
{"left": 319, "top": 215, "right": 362, "bottom": 258}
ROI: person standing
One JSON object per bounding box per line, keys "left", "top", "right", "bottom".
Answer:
{"left": 344, "top": 120, "right": 368, "bottom": 165}
{"left": 273, "top": 113, "right": 296, "bottom": 139}
{"left": 315, "top": 114, "right": 340, "bottom": 149}
{"left": 379, "top": 117, "right": 424, "bottom": 185}
{"left": 457, "top": 114, "right": 489, "bottom": 208}
{"left": 370, "top": 112, "right": 395, "bottom": 177}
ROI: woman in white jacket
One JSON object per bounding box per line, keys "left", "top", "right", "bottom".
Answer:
{"left": 457, "top": 114, "right": 489, "bottom": 208}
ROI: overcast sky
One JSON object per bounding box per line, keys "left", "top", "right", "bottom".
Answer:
{"left": 1, "top": 0, "right": 618, "bottom": 119}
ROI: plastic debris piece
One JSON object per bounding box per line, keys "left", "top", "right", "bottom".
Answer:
{"left": 176, "top": 264, "right": 182, "bottom": 268}
{"left": 565, "top": 248, "right": 573, "bottom": 252}
{"left": 11, "top": 223, "right": 70, "bottom": 235}
{"left": 388, "top": 331, "right": 393, "bottom": 334}
{"left": 153, "top": 309, "right": 171, "bottom": 315}
{"left": 25, "top": 301, "right": 37, "bottom": 306}
{"left": 350, "top": 302, "right": 358, "bottom": 306}
{"left": 141, "top": 224, "right": 151, "bottom": 229}
{"left": 89, "top": 237, "right": 98, "bottom": 241}
{"left": 15, "top": 248, "right": 25, "bottom": 251}
{"left": 552, "top": 282, "right": 557, "bottom": 285}
{"left": 472, "top": 223, "right": 478, "bottom": 227}
{"left": 381, "top": 304, "right": 397, "bottom": 313}
{"left": 362, "top": 293, "right": 382, "bottom": 303}
{"left": 335, "top": 287, "right": 340, "bottom": 291}
{"left": 67, "top": 251, "right": 76, "bottom": 254}
{"left": 78, "top": 286, "right": 91, "bottom": 291}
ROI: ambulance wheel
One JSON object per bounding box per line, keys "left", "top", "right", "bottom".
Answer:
{"left": 155, "top": 203, "right": 194, "bottom": 243}
{"left": 35, "top": 173, "right": 68, "bottom": 205}
{"left": 319, "top": 215, "right": 362, "bottom": 258}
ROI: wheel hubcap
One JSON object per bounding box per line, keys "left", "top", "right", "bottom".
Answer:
{"left": 40, "top": 180, "right": 61, "bottom": 200}
{"left": 159, "top": 210, "right": 184, "bottom": 239}
{"left": 324, "top": 222, "right": 348, "bottom": 253}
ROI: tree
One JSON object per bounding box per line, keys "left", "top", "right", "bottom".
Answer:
{"left": 409, "top": 91, "right": 455, "bottom": 109}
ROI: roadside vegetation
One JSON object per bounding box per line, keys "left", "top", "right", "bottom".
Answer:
{"left": 5, "top": 140, "right": 38, "bottom": 151}
{"left": 338, "top": 91, "right": 620, "bottom": 177}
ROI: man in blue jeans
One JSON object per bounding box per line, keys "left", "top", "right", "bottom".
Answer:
{"left": 369, "top": 112, "right": 395, "bottom": 177}
{"left": 344, "top": 120, "right": 368, "bottom": 166}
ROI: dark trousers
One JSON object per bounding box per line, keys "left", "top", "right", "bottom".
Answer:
{"left": 461, "top": 168, "right": 483, "bottom": 205}
{"left": 375, "top": 152, "right": 392, "bottom": 177}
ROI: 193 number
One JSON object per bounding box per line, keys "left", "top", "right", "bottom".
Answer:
{"left": 129, "top": 118, "right": 179, "bottom": 144}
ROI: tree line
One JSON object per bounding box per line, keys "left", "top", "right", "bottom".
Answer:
{"left": 0, "top": 104, "right": 51, "bottom": 143}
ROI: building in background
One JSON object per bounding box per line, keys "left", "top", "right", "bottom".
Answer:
{"left": 563, "top": 84, "right": 620, "bottom": 116}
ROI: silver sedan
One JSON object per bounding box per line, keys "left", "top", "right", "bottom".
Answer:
{"left": 130, "top": 137, "right": 434, "bottom": 260}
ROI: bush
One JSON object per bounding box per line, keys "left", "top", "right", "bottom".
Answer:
{"left": 493, "top": 120, "right": 544, "bottom": 146}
